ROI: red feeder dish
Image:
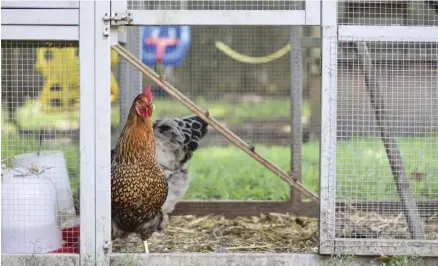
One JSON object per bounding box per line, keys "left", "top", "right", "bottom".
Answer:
{"left": 50, "top": 226, "right": 80, "bottom": 254}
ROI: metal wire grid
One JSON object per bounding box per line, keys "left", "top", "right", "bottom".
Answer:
{"left": 113, "top": 28, "right": 143, "bottom": 148}
{"left": 115, "top": 25, "right": 321, "bottom": 203}
{"left": 338, "top": 1, "right": 438, "bottom": 26}
{"left": 1, "top": 41, "right": 80, "bottom": 254}
{"left": 303, "top": 26, "right": 321, "bottom": 144}
{"left": 121, "top": 27, "right": 142, "bottom": 124}
{"left": 127, "top": 0, "right": 304, "bottom": 10}
{"left": 335, "top": 39, "right": 438, "bottom": 242}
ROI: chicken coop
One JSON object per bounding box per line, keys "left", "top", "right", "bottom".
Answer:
{"left": 1, "top": 0, "right": 438, "bottom": 265}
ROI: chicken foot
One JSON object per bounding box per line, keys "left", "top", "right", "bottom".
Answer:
{"left": 143, "top": 240, "right": 149, "bottom": 253}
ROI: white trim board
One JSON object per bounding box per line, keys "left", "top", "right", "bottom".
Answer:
{"left": 305, "top": 0, "right": 320, "bottom": 25}
{"left": 338, "top": 26, "right": 438, "bottom": 42}
{"left": 1, "top": 1, "right": 79, "bottom": 8}
{"left": 1, "top": 25, "right": 78, "bottom": 40}
{"left": 2, "top": 9, "right": 79, "bottom": 25}
{"left": 128, "top": 10, "right": 306, "bottom": 25}
{"left": 2, "top": 253, "right": 438, "bottom": 266}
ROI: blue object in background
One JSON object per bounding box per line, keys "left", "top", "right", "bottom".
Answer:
{"left": 141, "top": 26, "right": 191, "bottom": 67}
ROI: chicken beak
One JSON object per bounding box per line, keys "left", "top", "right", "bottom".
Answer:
{"left": 151, "top": 103, "right": 155, "bottom": 111}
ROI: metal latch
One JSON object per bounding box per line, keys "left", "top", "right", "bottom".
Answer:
{"left": 103, "top": 12, "right": 133, "bottom": 26}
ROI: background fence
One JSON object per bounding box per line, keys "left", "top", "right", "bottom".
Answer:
{"left": 114, "top": 26, "right": 321, "bottom": 209}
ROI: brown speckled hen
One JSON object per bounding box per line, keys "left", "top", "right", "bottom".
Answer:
{"left": 111, "top": 85, "right": 168, "bottom": 253}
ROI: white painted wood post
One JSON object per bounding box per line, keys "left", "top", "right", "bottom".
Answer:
{"left": 79, "top": 1, "right": 97, "bottom": 264}
{"left": 95, "top": 1, "right": 112, "bottom": 265}
{"left": 319, "top": 0, "right": 338, "bottom": 255}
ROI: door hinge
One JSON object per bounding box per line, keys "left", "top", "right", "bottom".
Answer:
{"left": 103, "top": 12, "right": 133, "bottom": 26}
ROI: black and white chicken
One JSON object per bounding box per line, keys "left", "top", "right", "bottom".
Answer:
{"left": 153, "top": 115, "right": 209, "bottom": 215}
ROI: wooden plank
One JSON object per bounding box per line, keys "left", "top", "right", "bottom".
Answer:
{"left": 1, "top": 9, "right": 79, "bottom": 25}
{"left": 1, "top": 1, "right": 79, "bottom": 8}
{"left": 111, "top": 253, "right": 438, "bottom": 266}
{"left": 2, "top": 254, "right": 79, "bottom": 265}
{"left": 94, "top": 1, "right": 112, "bottom": 264}
{"left": 338, "top": 26, "right": 438, "bottom": 42}
{"left": 171, "top": 200, "right": 319, "bottom": 218}
{"left": 305, "top": 0, "right": 320, "bottom": 25}
{"left": 339, "top": 50, "right": 438, "bottom": 62}
{"left": 129, "top": 10, "right": 306, "bottom": 25}
{"left": 1, "top": 25, "right": 78, "bottom": 40}
{"left": 79, "top": 1, "right": 96, "bottom": 264}
{"left": 319, "top": 2, "right": 337, "bottom": 253}
{"left": 171, "top": 200, "right": 438, "bottom": 218}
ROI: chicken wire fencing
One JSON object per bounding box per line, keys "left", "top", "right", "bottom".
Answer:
{"left": 127, "top": 0, "right": 305, "bottom": 10}
{"left": 338, "top": 0, "right": 438, "bottom": 26}
{"left": 320, "top": 34, "right": 438, "bottom": 255}
{"left": 114, "top": 26, "right": 322, "bottom": 210}
{"left": 1, "top": 41, "right": 80, "bottom": 254}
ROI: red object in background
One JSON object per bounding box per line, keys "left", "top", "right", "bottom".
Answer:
{"left": 50, "top": 226, "right": 80, "bottom": 254}
{"left": 146, "top": 37, "right": 179, "bottom": 62}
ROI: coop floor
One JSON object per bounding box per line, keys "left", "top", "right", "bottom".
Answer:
{"left": 345, "top": 211, "right": 438, "bottom": 240}
{"left": 112, "top": 214, "right": 318, "bottom": 253}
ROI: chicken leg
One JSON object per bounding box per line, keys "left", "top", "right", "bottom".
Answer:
{"left": 143, "top": 240, "right": 149, "bottom": 253}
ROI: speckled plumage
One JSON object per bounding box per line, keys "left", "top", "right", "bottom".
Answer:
{"left": 110, "top": 92, "right": 168, "bottom": 241}
{"left": 73, "top": 115, "right": 208, "bottom": 243}
{"left": 153, "top": 116, "right": 208, "bottom": 214}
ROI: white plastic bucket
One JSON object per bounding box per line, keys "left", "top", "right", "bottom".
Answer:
{"left": 1, "top": 167, "right": 62, "bottom": 253}
{"left": 12, "top": 151, "right": 76, "bottom": 227}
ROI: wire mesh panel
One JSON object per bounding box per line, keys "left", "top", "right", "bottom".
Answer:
{"left": 1, "top": 41, "right": 80, "bottom": 254}
{"left": 127, "top": 0, "right": 305, "bottom": 10}
{"left": 111, "top": 25, "right": 322, "bottom": 253}
{"left": 323, "top": 37, "right": 438, "bottom": 256}
{"left": 122, "top": 0, "right": 311, "bottom": 25}
{"left": 116, "top": 26, "right": 302, "bottom": 201}
{"left": 338, "top": 0, "right": 438, "bottom": 26}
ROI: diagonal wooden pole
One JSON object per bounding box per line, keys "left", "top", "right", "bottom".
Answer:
{"left": 355, "top": 42, "right": 425, "bottom": 239}
{"left": 112, "top": 44, "right": 320, "bottom": 203}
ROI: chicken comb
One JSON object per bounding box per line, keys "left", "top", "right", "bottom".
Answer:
{"left": 143, "top": 85, "right": 153, "bottom": 102}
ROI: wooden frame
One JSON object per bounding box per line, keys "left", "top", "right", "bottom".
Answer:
{"left": 1, "top": 25, "right": 78, "bottom": 40}
{"left": 1, "top": 9, "right": 79, "bottom": 25}
{"left": 1, "top": 1, "right": 79, "bottom": 8}
{"left": 113, "top": 0, "right": 323, "bottom": 219}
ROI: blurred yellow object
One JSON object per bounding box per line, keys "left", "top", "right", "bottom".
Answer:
{"left": 111, "top": 49, "right": 119, "bottom": 65}
{"left": 39, "top": 78, "right": 80, "bottom": 113}
{"left": 35, "top": 47, "right": 79, "bottom": 84}
{"left": 215, "top": 41, "right": 291, "bottom": 64}
{"left": 110, "top": 71, "right": 119, "bottom": 104}
{"left": 36, "top": 47, "right": 120, "bottom": 112}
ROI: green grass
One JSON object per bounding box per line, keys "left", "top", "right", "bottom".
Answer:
{"left": 9, "top": 95, "right": 309, "bottom": 127}
{"left": 183, "top": 137, "right": 438, "bottom": 200}
{"left": 1, "top": 110, "right": 17, "bottom": 136}
{"left": 328, "top": 255, "right": 423, "bottom": 266}
{"left": 335, "top": 137, "right": 438, "bottom": 201}
{"left": 183, "top": 144, "right": 320, "bottom": 200}
{"left": 13, "top": 98, "right": 310, "bottom": 131}
{"left": 2, "top": 135, "right": 436, "bottom": 201}
{"left": 152, "top": 98, "right": 311, "bottom": 124}
{"left": 14, "top": 99, "right": 121, "bottom": 130}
